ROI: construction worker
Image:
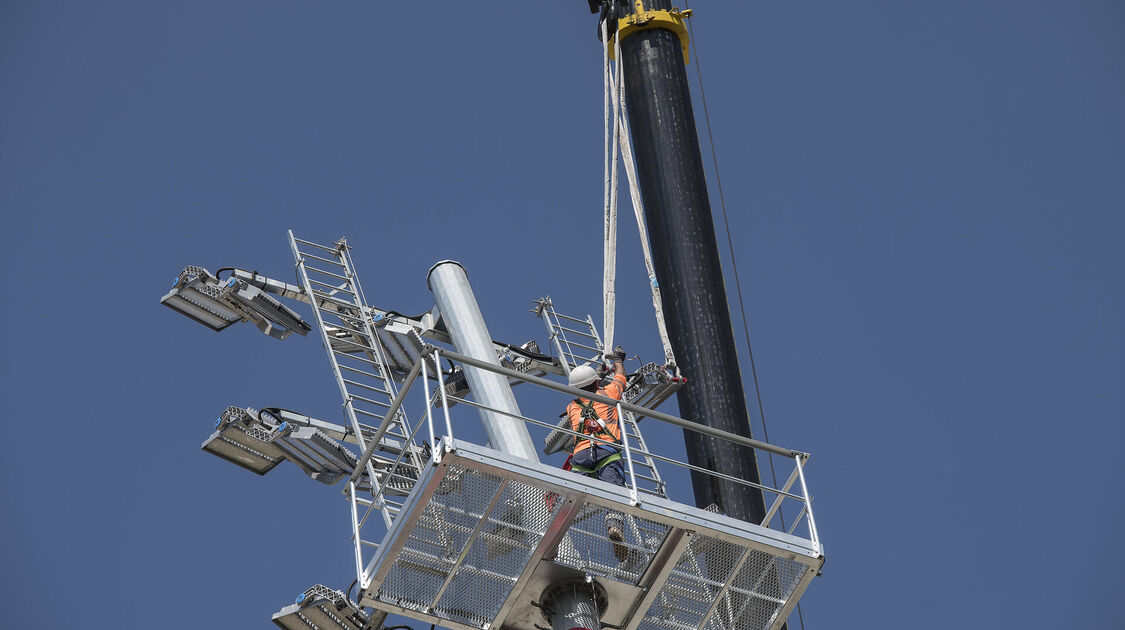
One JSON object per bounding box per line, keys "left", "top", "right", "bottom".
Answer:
{"left": 566, "top": 344, "right": 629, "bottom": 561}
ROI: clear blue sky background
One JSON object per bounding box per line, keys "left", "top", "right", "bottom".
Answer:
{"left": 2, "top": 1, "right": 1122, "bottom": 628}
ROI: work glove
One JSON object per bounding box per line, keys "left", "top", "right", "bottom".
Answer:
{"left": 606, "top": 345, "right": 626, "bottom": 362}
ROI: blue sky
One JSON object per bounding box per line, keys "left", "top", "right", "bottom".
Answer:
{"left": 2, "top": 1, "right": 1122, "bottom": 628}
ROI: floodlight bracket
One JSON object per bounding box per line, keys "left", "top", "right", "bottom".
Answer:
{"left": 160, "top": 266, "right": 311, "bottom": 339}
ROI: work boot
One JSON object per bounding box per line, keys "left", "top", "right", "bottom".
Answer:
{"left": 607, "top": 524, "right": 628, "bottom": 562}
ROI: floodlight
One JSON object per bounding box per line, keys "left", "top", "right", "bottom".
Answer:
{"left": 202, "top": 406, "right": 362, "bottom": 485}
{"left": 201, "top": 407, "right": 287, "bottom": 475}
{"left": 160, "top": 266, "right": 311, "bottom": 339}
{"left": 542, "top": 415, "right": 576, "bottom": 456}
{"left": 160, "top": 266, "right": 242, "bottom": 331}
{"left": 270, "top": 424, "right": 357, "bottom": 485}
{"left": 272, "top": 584, "right": 369, "bottom": 630}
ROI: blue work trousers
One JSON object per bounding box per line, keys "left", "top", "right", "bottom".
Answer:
{"left": 571, "top": 444, "right": 626, "bottom": 487}
{"left": 572, "top": 444, "right": 626, "bottom": 533}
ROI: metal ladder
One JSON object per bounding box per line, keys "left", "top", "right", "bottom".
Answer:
{"left": 536, "top": 297, "right": 605, "bottom": 368}
{"left": 534, "top": 297, "right": 667, "bottom": 499}
{"left": 288, "top": 231, "right": 424, "bottom": 521}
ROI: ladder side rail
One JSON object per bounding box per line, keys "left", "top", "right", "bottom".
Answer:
{"left": 620, "top": 409, "right": 666, "bottom": 497}
{"left": 346, "top": 355, "right": 426, "bottom": 487}
{"left": 585, "top": 312, "right": 605, "bottom": 350}
{"left": 288, "top": 232, "right": 385, "bottom": 507}
{"left": 299, "top": 239, "right": 421, "bottom": 473}
{"left": 617, "top": 402, "right": 639, "bottom": 506}
{"left": 540, "top": 305, "right": 573, "bottom": 376}
{"left": 369, "top": 395, "right": 432, "bottom": 515}
{"left": 348, "top": 480, "right": 370, "bottom": 586}
{"left": 548, "top": 305, "right": 587, "bottom": 368}
{"left": 337, "top": 241, "right": 426, "bottom": 477}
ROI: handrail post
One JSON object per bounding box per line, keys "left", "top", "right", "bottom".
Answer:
{"left": 348, "top": 480, "right": 365, "bottom": 586}
{"left": 422, "top": 355, "right": 437, "bottom": 464}
{"left": 618, "top": 403, "right": 638, "bottom": 506}
{"left": 434, "top": 349, "right": 455, "bottom": 450}
{"left": 795, "top": 455, "right": 820, "bottom": 552}
{"left": 760, "top": 465, "right": 801, "bottom": 528}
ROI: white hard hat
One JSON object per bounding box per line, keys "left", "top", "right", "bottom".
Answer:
{"left": 568, "top": 365, "right": 598, "bottom": 388}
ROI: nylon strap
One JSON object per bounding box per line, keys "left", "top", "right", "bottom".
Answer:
{"left": 602, "top": 18, "right": 618, "bottom": 354}
{"left": 569, "top": 451, "right": 624, "bottom": 475}
{"left": 602, "top": 23, "right": 678, "bottom": 369}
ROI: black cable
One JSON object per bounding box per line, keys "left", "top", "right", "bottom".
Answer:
{"left": 346, "top": 578, "right": 357, "bottom": 605}
{"left": 496, "top": 341, "right": 559, "bottom": 363}
{"left": 257, "top": 407, "right": 311, "bottom": 427}
{"left": 381, "top": 309, "right": 431, "bottom": 320}
{"left": 215, "top": 267, "right": 236, "bottom": 280}
{"left": 683, "top": 6, "right": 806, "bottom": 629}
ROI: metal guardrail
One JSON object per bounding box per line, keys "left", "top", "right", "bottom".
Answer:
{"left": 344, "top": 344, "right": 820, "bottom": 590}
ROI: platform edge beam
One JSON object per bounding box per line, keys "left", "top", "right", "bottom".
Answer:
{"left": 622, "top": 528, "right": 693, "bottom": 630}
{"left": 492, "top": 492, "right": 587, "bottom": 628}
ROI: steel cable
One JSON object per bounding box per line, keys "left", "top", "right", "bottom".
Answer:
{"left": 682, "top": 5, "right": 807, "bottom": 629}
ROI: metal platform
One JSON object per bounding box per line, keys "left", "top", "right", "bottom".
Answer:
{"left": 359, "top": 440, "right": 821, "bottom": 630}
{"left": 164, "top": 237, "right": 823, "bottom": 630}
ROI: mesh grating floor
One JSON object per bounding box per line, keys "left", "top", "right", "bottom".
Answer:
{"left": 375, "top": 465, "right": 563, "bottom": 626}
{"left": 555, "top": 507, "right": 670, "bottom": 585}
{"left": 639, "top": 534, "right": 811, "bottom": 630}
{"left": 702, "top": 547, "right": 808, "bottom": 630}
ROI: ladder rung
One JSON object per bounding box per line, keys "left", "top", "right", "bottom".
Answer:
{"left": 300, "top": 251, "right": 347, "bottom": 267}
{"left": 333, "top": 351, "right": 382, "bottom": 368}
{"left": 342, "top": 378, "right": 392, "bottom": 397}
{"left": 351, "top": 405, "right": 387, "bottom": 420}
{"left": 558, "top": 324, "right": 597, "bottom": 338}
{"left": 563, "top": 340, "right": 601, "bottom": 353}
{"left": 309, "top": 277, "right": 355, "bottom": 293}
{"left": 350, "top": 393, "right": 391, "bottom": 409}
{"left": 375, "top": 423, "right": 410, "bottom": 437}
{"left": 367, "top": 450, "right": 401, "bottom": 464}
{"left": 339, "top": 364, "right": 384, "bottom": 381}
{"left": 316, "top": 305, "right": 365, "bottom": 324}
{"left": 312, "top": 293, "right": 363, "bottom": 311}
{"left": 294, "top": 237, "right": 342, "bottom": 254}
{"left": 305, "top": 265, "right": 352, "bottom": 282}
{"left": 325, "top": 321, "right": 371, "bottom": 338}
{"left": 331, "top": 337, "right": 380, "bottom": 354}
{"left": 553, "top": 312, "right": 591, "bottom": 325}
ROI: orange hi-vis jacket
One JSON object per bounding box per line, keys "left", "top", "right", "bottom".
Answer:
{"left": 566, "top": 372, "right": 627, "bottom": 455}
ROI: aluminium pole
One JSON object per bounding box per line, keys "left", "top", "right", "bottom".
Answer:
{"left": 600, "top": 1, "right": 769, "bottom": 525}
{"left": 427, "top": 261, "right": 540, "bottom": 463}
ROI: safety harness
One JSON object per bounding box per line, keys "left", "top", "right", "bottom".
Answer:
{"left": 567, "top": 399, "right": 623, "bottom": 476}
